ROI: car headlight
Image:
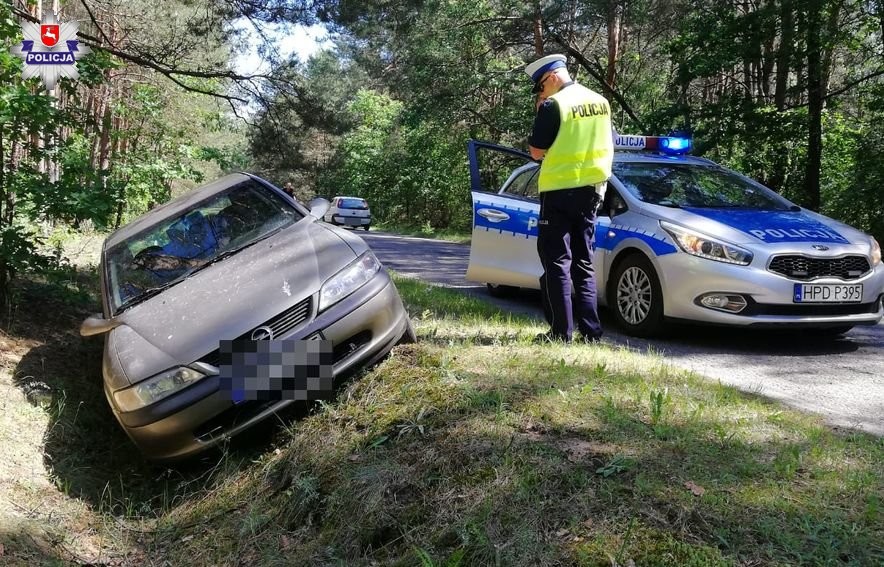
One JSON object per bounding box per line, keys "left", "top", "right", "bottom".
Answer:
{"left": 871, "top": 237, "right": 881, "bottom": 266}
{"left": 114, "top": 367, "right": 205, "bottom": 412}
{"left": 660, "top": 221, "right": 753, "bottom": 265}
{"left": 319, "top": 251, "right": 381, "bottom": 311}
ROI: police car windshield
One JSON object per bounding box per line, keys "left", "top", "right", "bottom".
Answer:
{"left": 613, "top": 163, "right": 791, "bottom": 211}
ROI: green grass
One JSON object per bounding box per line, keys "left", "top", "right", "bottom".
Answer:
{"left": 375, "top": 222, "right": 472, "bottom": 244}
{"left": 2, "top": 273, "right": 882, "bottom": 566}
{"left": 148, "top": 277, "right": 883, "bottom": 566}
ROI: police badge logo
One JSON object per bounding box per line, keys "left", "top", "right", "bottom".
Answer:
{"left": 10, "top": 12, "right": 92, "bottom": 90}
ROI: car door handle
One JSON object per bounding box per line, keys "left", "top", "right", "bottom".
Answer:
{"left": 477, "top": 208, "right": 510, "bottom": 222}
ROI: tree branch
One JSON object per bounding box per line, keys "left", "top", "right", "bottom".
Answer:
{"left": 11, "top": 4, "right": 293, "bottom": 105}
{"left": 78, "top": 0, "right": 116, "bottom": 48}
{"left": 548, "top": 31, "right": 646, "bottom": 131}
{"left": 783, "top": 67, "right": 884, "bottom": 110}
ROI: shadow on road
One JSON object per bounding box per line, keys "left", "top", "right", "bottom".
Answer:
{"left": 460, "top": 285, "right": 865, "bottom": 357}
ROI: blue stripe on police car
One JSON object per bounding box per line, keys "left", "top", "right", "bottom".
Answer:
{"left": 473, "top": 200, "right": 539, "bottom": 238}
{"left": 682, "top": 208, "right": 850, "bottom": 244}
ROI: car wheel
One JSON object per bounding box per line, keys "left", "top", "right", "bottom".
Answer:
{"left": 610, "top": 253, "right": 665, "bottom": 337}
{"left": 487, "top": 283, "right": 517, "bottom": 298}
{"left": 363, "top": 225, "right": 371, "bottom": 231}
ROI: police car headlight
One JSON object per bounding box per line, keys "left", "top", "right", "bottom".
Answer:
{"left": 871, "top": 237, "right": 881, "bottom": 266}
{"left": 319, "top": 251, "right": 381, "bottom": 312}
{"left": 661, "top": 221, "right": 753, "bottom": 266}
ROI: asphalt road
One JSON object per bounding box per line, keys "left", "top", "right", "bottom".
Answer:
{"left": 362, "top": 230, "right": 884, "bottom": 436}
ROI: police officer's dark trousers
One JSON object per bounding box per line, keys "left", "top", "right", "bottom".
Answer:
{"left": 537, "top": 186, "right": 602, "bottom": 341}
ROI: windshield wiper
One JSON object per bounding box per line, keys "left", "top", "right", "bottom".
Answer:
{"left": 116, "top": 280, "right": 182, "bottom": 313}
{"left": 116, "top": 224, "right": 291, "bottom": 313}
{"left": 184, "top": 224, "right": 289, "bottom": 277}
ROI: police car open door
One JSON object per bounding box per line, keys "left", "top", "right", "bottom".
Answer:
{"left": 466, "top": 140, "right": 543, "bottom": 289}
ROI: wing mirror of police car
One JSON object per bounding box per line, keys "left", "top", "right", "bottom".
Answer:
{"left": 307, "top": 198, "right": 330, "bottom": 220}
{"left": 80, "top": 313, "right": 122, "bottom": 337}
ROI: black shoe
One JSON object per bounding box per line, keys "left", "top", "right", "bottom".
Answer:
{"left": 533, "top": 332, "right": 572, "bottom": 344}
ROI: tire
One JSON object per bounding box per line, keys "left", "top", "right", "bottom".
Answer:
{"left": 487, "top": 283, "right": 517, "bottom": 298}
{"left": 609, "top": 253, "right": 665, "bottom": 337}
{"left": 363, "top": 225, "right": 371, "bottom": 231}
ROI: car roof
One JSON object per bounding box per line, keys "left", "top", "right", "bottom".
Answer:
{"left": 333, "top": 196, "right": 367, "bottom": 200}
{"left": 613, "top": 151, "right": 717, "bottom": 166}
{"left": 104, "top": 173, "right": 255, "bottom": 250}
{"left": 514, "top": 152, "right": 718, "bottom": 173}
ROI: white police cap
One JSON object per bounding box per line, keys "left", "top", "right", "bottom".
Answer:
{"left": 525, "top": 54, "right": 567, "bottom": 83}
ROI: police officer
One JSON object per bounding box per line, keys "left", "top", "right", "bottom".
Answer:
{"left": 526, "top": 54, "right": 614, "bottom": 343}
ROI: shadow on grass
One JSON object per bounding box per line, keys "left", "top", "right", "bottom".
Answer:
{"left": 4, "top": 272, "right": 292, "bottom": 520}
{"left": 11, "top": 336, "right": 324, "bottom": 519}
{"left": 397, "top": 275, "right": 866, "bottom": 358}
{"left": 0, "top": 531, "right": 74, "bottom": 567}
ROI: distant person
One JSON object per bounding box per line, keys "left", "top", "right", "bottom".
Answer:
{"left": 525, "top": 54, "right": 614, "bottom": 343}
{"left": 282, "top": 182, "right": 295, "bottom": 198}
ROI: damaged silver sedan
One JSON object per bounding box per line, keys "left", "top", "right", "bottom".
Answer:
{"left": 81, "top": 173, "right": 414, "bottom": 460}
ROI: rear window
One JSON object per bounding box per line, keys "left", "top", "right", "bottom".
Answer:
{"left": 338, "top": 198, "right": 368, "bottom": 209}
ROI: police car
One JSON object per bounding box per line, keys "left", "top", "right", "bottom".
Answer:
{"left": 466, "top": 136, "right": 884, "bottom": 337}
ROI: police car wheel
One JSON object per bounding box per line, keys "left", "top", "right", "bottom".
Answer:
{"left": 487, "top": 283, "right": 517, "bottom": 298}
{"left": 610, "top": 254, "right": 664, "bottom": 337}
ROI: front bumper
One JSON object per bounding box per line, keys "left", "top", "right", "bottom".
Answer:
{"left": 657, "top": 253, "right": 884, "bottom": 327}
{"left": 114, "top": 270, "right": 410, "bottom": 460}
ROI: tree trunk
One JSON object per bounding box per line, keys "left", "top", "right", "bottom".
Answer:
{"left": 804, "top": 0, "right": 824, "bottom": 211}
{"left": 775, "top": 0, "right": 794, "bottom": 110}
{"left": 606, "top": 0, "right": 622, "bottom": 88}
{"left": 878, "top": 0, "right": 884, "bottom": 51}
{"left": 820, "top": 1, "right": 844, "bottom": 91}
{"left": 532, "top": 1, "right": 543, "bottom": 57}
{"left": 0, "top": 125, "right": 6, "bottom": 323}
{"left": 0, "top": 133, "right": 19, "bottom": 325}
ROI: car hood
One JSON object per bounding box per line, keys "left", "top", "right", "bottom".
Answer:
{"left": 648, "top": 205, "right": 867, "bottom": 247}
{"left": 106, "top": 220, "right": 358, "bottom": 388}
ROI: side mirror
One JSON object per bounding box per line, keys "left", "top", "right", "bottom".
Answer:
{"left": 308, "top": 197, "right": 330, "bottom": 220}
{"left": 80, "top": 314, "right": 122, "bottom": 337}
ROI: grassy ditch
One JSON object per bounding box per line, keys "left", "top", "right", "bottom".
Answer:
{"left": 1, "top": 271, "right": 881, "bottom": 566}
{"left": 122, "top": 278, "right": 884, "bottom": 565}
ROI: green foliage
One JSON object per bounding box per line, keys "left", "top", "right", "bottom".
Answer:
{"left": 269, "top": 0, "right": 884, "bottom": 238}
{"left": 316, "top": 89, "right": 473, "bottom": 229}
{"left": 0, "top": 225, "right": 52, "bottom": 276}
{"left": 0, "top": 1, "right": 244, "bottom": 319}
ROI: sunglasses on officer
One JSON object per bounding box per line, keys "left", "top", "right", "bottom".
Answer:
{"left": 532, "top": 72, "right": 553, "bottom": 94}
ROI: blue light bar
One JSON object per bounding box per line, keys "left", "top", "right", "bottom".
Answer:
{"left": 660, "top": 137, "right": 692, "bottom": 154}
{"left": 614, "top": 134, "right": 693, "bottom": 155}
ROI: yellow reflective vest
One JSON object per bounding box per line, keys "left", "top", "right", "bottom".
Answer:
{"left": 538, "top": 84, "right": 614, "bottom": 193}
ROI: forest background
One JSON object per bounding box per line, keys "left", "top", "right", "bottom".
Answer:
{"left": 2, "top": 0, "right": 884, "bottom": 321}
